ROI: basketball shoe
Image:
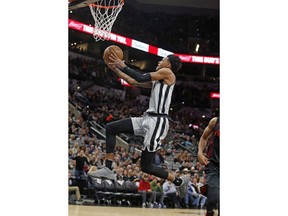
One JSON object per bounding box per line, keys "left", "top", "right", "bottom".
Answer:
{"left": 178, "top": 175, "right": 190, "bottom": 198}
{"left": 88, "top": 167, "right": 115, "bottom": 180}
{"left": 206, "top": 210, "right": 215, "bottom": 216}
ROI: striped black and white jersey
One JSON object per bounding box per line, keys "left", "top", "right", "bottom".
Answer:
{"left": 146, "top": 80, "right": 175, "bottom": 114}
{"left": 131, "top": 80, "right": 175, "bottom": 152}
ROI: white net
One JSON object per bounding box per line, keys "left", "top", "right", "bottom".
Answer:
{"left": 89, "top": 0, "right": 124, "bottom": 42}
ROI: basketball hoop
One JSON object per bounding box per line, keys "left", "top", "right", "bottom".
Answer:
{"left": 89, "top": 0, "right": 124, "bottom": 42}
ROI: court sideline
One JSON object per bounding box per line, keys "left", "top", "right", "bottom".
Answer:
{"left": 69, "top": 205, "right": 209, "bottom": 216}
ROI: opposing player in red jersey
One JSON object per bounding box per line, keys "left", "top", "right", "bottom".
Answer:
{"left": 198, "top": 117, "right": 220, "bottom": 216}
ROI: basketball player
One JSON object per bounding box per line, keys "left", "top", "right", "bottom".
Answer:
{"left": 198, "top": 117, "right": 220, "bottom": 216}
{"left": 88, "top": 52, "right": 190, "bottom": 198}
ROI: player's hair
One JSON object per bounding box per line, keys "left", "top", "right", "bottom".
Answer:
{"left": 167, "top": 54, "right": 182, "bottom": 72}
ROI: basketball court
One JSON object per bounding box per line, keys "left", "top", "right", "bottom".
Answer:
{"left": 69, "top": 205, "right": 213, "bottom": 216}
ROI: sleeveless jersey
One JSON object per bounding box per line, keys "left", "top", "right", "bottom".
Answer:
{"left": 206, "top": 117, "right": 220, "bottom": 169}
{"left": 146, "top": 80, "right": 175, "bottom": 114}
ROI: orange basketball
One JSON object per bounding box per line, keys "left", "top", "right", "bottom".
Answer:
{"left": 103, "top": 45, "right": 123, "bottom": 65}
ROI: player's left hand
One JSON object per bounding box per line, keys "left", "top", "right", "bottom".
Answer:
{"left": 109, "top": 51, "right": 126, "bottom": 69}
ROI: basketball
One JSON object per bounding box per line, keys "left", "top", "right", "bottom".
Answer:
{"left": 103, "top": 45, "right": 124, "bottom": 65}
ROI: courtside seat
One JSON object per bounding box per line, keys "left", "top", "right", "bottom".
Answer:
{"left": 90, "top": 177, "right": 107, "bottom": 205}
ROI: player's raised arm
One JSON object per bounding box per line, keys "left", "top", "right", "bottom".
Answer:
{"left": 109, "top": 53, "right": 151, "bottom": 82}
{"left": 109, "top": 52, "right": 179, "bottom": 86}
{"left": 108, "top": 64, "right": 152, "bottom": 88}
{"left": 108, "top": 51, "right": 153, "bottom": 88}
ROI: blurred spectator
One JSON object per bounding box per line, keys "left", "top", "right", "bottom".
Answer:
{"left": 185, "top": 177, "right": 207, "bottom": 209}
{"left": 73, "top": 150, "right": 89, "bottom": 179}
{"left": 152, "top": 150, "right": 165, "bottom": 168}
{"left": 150, "top": 176, "right": 165, "bottom": 208}
{"left": 138, "top": 173, "right": 156, "bottom": 208}
{"left": 162, "top": 179, "right": 181, "bottom": 208}
{"left": 69, "top": 172, "right": 83, "bottom": 205}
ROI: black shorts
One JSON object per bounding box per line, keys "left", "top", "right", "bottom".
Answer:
{"left": 206, "top": 164, "right": 219, "bottom": 188}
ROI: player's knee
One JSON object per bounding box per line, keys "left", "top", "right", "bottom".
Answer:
{"left": 105, "top": 122, "right": 116, "bottom": 135}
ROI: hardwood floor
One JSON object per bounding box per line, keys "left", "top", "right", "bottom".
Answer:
{"left": 69, "top": 205, "right": 211, "bottom": 216}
